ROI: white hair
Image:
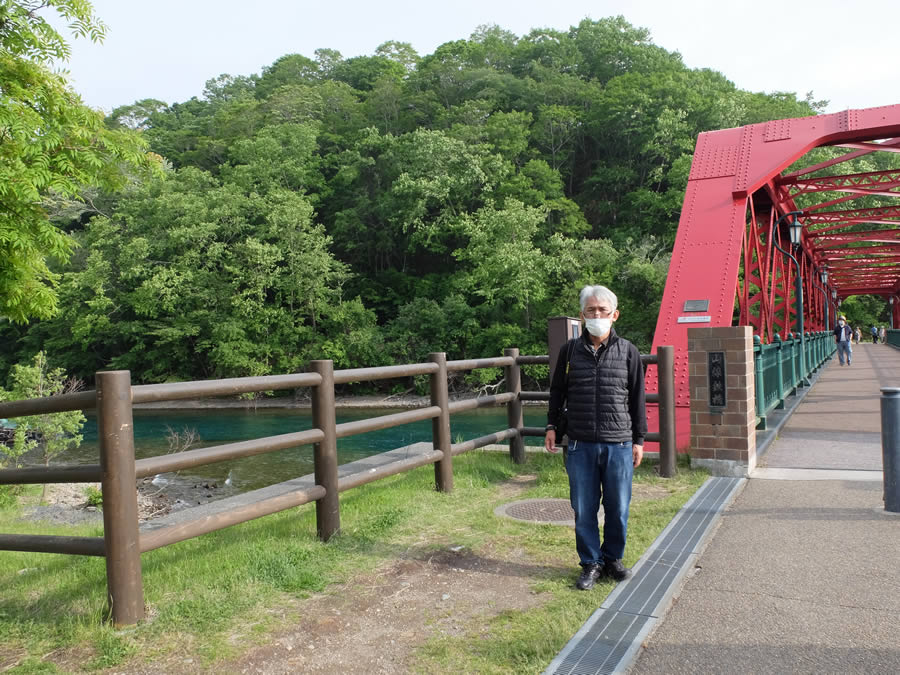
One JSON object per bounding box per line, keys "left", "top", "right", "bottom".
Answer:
{"left": 579, "top": 285, "right": 618, "bottom": 312}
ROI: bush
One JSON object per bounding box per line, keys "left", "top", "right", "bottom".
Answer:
{"left": 84, "top": 486, "right": 103, "bottom": 509}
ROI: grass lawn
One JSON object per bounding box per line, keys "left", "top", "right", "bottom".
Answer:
{"left": 0, "top": 451, "right": 708, "bottom": 673}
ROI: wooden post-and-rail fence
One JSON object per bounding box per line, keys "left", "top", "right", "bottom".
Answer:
{"left": 0, "top": 346, "right": 676, "bottom": 625}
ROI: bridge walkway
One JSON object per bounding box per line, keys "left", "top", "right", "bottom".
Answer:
{"left": 631, "top": 340, "right": 900, "bottom": 673}
{"left": 760, "top": 339, "right": 898, "bottom": 473}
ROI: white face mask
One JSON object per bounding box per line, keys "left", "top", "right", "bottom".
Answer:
{"left": 839, "top": 320, "right": 845, "bottom": 327}
{"left": 584, "top": 317, "right": 613, "bottom": 337}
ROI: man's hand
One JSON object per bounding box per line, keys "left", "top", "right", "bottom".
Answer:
{"left": 633, "top": 444, "right": 643, "bottom": 467}
{"left": 545, "top": 430, "right": 559, "bottom": 454}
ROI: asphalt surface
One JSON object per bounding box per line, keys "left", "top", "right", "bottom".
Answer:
{"left": 629, "top": 341, "right": 900, "bottom": 674}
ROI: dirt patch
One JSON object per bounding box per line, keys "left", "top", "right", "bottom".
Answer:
{"left": 99, "top": 546, "right": 557, "bottom": 675}
{"left": 228, "top": 544, "right": 552, "bottom": 675}
{"left": 39, "top": 646, "right": 97, "bottom": 673}
{"left": 633, "top": 482, "right": 677, "bottom": 502}
{"left": 26, "top": 474, "right": 671, "bottom": 673}
{"left": 67, "top": 474, "right": 560, "bottom": 674}
{"left": 0, "top": 648, "right": 28, "bottom": 672}
{"left": 496, "top": 473, "right": 539, "bottom": 498}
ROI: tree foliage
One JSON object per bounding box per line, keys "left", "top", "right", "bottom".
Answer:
{"left": 1, "top": 15, "right": 827, "bottom": 389}
{"left": 0, "top": 351, "right": 85, "bottom": 503}
{"left": 0, "top": 0, "right": 158, "bottom": 322}
{"left": 840, "top": 295, "right": 891, "bottom": 334}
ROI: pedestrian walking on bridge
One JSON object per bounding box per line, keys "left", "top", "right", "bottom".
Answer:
{"left": 545, "top": 285, "right": 647, "bottom": 591}
{"left": 871, "top": 324, "right": 879, "bottom": 343}
{"left": 834, "top": 316, "right": 853, "bottom": 366}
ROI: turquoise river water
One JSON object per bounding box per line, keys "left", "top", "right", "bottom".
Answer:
{"left": 52, "top": 407, "right": 549, "bottom": 493}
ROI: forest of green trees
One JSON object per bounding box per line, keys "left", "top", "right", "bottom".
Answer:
{"left": 2, "top": 3, "right": 834, "bottom": 393}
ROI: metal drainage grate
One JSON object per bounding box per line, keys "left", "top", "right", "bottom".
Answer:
{"left": 544, "top": 476, "right": 745, "bottom": 675}
{"left": 495, "top": 498, "right": 595, "bottom": 526}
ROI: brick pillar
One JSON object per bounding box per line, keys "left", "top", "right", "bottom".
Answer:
{"left": 688, "top": 326, "right": 756, "bottom": 477}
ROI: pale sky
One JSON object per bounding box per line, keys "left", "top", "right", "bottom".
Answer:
{"left": 53, "top": 0, "right": 898, "bottom": 115}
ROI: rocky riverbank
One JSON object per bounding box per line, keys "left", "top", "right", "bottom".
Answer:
{"left": 0, "top": 425, "right": 41, "bottom": 448}
{"left": 18, "top": 474, "right": 236, "bottom": 526}
{"left": 9, "top": 391, "right": 548, "bottom": 526}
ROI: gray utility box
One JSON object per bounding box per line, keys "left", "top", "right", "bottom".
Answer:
{"left": 548, "top": 316, "right": 582, "bottom": 377}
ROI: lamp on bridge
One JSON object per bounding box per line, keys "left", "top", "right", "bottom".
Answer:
{"left": 773, "top": 211, "right": 809, "bottom": 386}
{"left": 891, "top": 296, "right": 895, "bottom": 330}
{"left": 819, "top": 268, "right": 829, "bottom": 329}
{"left": 788, "top": 216, "right": 803, "bottom": 247}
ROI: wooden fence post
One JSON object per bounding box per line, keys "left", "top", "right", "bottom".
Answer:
{"left": 504, "top": 348, "right": 525, "bottom": 464}
{"left": 429, "top": 353, "right": 453, "bottom": 493}
{"left": 310, "top": 360, "right": 340, "bottom": 541}
{"left": 97, "top": 370, "right": 143, "bottom": 626}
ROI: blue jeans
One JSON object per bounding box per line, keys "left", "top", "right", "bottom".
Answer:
{"left": 836, "top": 341, "right": 851, "bottom": 365}
{"left": 565, "top": 440, "right": 633, "bottom": 566}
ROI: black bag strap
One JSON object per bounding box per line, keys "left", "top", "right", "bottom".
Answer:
{"left": 560, "top": 338, "right": 577, "bottom": 412}
{"left": 557, "top": 339, "right": 577, "bottom": 440}
{"left": 564, "top": 338, "right": 576, "bottom": 384}
{"left": 551, "top": 338, "right": 577, "bottom": 415}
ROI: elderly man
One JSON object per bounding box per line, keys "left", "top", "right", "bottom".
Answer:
{"left": 544, "top": 285, "right": 647, "bottom": 590}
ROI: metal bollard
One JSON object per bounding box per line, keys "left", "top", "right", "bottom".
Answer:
{"left": 880, "top": 387, "right": 900, "bottom": 513}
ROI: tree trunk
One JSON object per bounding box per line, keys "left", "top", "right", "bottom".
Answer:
{"left": 40, "top": 462, "right": 49, "bottom": 504}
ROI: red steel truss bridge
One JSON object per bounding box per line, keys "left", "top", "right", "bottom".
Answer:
{"left": 647, "top": 104, "right": 900, "bottom": 449}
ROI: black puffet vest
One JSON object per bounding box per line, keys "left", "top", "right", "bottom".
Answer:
{"left": 564, "top": 333, "right": 634, "bottom": 443}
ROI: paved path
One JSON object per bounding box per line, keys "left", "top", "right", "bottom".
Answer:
{"left": 630, "top": 342, "right": 900, "bottom": 674}
{"left": 763, "top": 341, "right": 900, "bottom": 471}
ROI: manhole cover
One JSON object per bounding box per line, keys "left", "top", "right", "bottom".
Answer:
{"left": 494, "top": 499, "right": 602, "bottom": 526}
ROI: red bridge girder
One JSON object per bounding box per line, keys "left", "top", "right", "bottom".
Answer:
{"left": 646, "top": 105, "right": 900, "bottom": 450}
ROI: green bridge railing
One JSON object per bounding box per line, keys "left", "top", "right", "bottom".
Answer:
{"left": 887, "top": 329, "right": 900, "bottom": 348}
{"left": 753, "top": 331, "right": 836, "bottom": 430}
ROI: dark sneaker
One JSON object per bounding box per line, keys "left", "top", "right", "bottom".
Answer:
{"left": 603, "top": 558, "right": 632, "bottom": 582}
{"left": 575, "top": 564, "right": 603, "bottom": 590}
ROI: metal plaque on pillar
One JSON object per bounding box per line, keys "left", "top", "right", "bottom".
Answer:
{"left": 708, "top": 351, "right": 726, "bottom": 409}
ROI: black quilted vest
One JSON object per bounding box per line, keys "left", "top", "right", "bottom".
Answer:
{"left": 564, "top": 332, "right": 637, "bottom": 443}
